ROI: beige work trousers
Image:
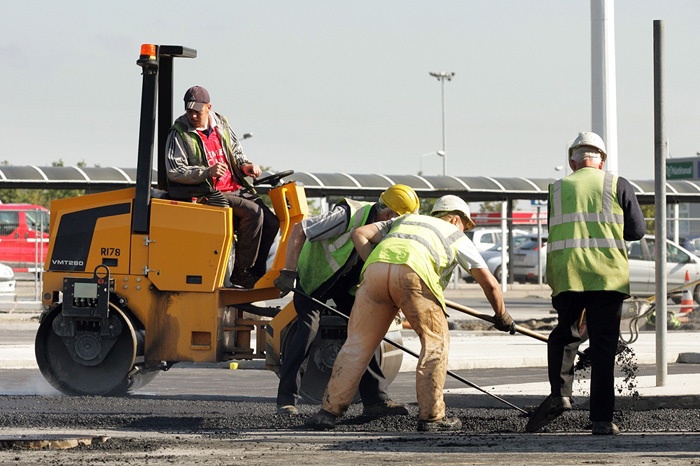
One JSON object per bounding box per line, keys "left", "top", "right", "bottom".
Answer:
{"left": 322, "top": 262, "right": 450, "bottom": 421}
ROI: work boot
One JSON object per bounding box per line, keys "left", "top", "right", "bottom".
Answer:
{"left": 276, "top": 405, "right": 299, "bottom": 416}
{"left": 525, "top": 395, "right": 572, "bottom": 433}
{"left": 304, "top": 409, "right": 337, "bottom": 430}
{"left": 362, "top": 399, "right": 409, "bottom": 417}
{"left": 592, "top": 421, "right": 620, "bottom": 435}
{"left": 417, "top": 416, "right": 462, "bottom": 432}
{"left": 230, "top": 269, "right": 259, "bottom": 289}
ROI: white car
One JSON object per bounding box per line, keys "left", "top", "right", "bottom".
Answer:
{"left": 480, "top": 236, "right": 531, "bottom": 280}
{"left": 512, "top": 235, "right": 548, "bottom": 283}
{"left": 627, "top": 235, "right": 700, "bottom": 303}
{"left": 466, "top": 227, "right": 530, "bottom": 253}
{"left": 0, "top": 262, "right": 16, "bottom": 297}
{"left": 462, "top": 236, "right": 529, "bottom": 282}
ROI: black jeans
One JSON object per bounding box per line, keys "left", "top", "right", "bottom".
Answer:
{"left": 222, "top": 192, "right": 279, "bottom": 275}
{"left": 276, "top": 285, "right": 390, "bottom": 407}
{"left": 548, "top": 290, "right": 623, "bottom": 422}
{"left": 250, "top": 198, "right": 279, "bottom": 278}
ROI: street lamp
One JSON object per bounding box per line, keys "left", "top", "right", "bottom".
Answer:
{"left": 429, "top": 71, "right": 455, "bottom": 176}
{"left": 419, "top": 150, "right": 446, "bottom": 175}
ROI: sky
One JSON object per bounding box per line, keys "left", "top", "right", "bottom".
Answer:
{"left": 2, "top": 1, "right": 699, "bottom": 182}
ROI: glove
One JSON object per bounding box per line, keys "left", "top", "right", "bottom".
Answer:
{"left": 493, "top": 311, "right": 516, "bottom": 334}
{"left": 274, "top": 269, "right": 298, "bottom": 297}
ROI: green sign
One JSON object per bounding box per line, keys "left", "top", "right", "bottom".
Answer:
{"left": 666, "top": 161, "right": 694, "bottom": 180}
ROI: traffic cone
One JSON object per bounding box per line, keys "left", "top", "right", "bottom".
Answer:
{"left": 680, "top": 270, "right": 694, "bottom": 314}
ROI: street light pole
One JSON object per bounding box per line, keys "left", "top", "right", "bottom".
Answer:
{"left": 429, "top": 71, "right": 455, "bottom": 176}
{"left": 419, "top": 150, "right": 446, "bottom": 175}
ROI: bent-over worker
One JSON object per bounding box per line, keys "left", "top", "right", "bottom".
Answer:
{"left": 304, "top": 195, "right": 514, "bottom": 431}
{"left": 273, "top": 184, "right": 420, "bottom": 417}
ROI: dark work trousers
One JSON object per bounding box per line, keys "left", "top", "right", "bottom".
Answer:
{"left": 249, "top": 199, "right": 279, "bottom": 278}
{"left": 222, "top": 192, "right": 264, "bottom": 271}
{"left": 548, "top": 290, "right": 624, "bottom": 422}
{"left": 276, "top": 284, "right": 390, "bottom": 407}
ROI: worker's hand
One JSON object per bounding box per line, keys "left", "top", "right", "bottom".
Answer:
{"left": 274, "top": 269, "right": 298, "bottom": 297}
{"left": 242, "top": 163, "right": 262, "bottom": 178}
{"left": 493, "top": 311, "right": 516, "bottom": 334}
{"left": 208, "top": 162, "right": 228, "bottom": 178}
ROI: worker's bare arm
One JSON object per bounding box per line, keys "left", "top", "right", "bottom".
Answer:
{"left": 351, "top": 223, "right": 383, "bottom": 262}
{"left": 470, "top": 267, "right": 506, "bottom": 315}
{"left": 280, "top": 222, "right": 307, "bottom": 272}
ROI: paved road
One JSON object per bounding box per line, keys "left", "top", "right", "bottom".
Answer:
{"left": 1, "top": 285, "right": 699, "bottom": 463}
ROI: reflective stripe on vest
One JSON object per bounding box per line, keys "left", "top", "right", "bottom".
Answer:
{"left": 366, "top": 215, "right": 466, "bottom": 308}
{"left": 297, "top": 199, "right": 373, "bottom": 294}
{"left": 548, "top": 171, "right": 625, "bottom": 253}
{"left": 546, "top": 168, "right": 629, "bottom": 295}
{"left": 172, "top": 113, "right": 235, "bottom": 167}
{"left": 384, "top": 218, "right": 463, "bottom": 285}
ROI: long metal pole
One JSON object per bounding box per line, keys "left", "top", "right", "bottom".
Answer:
{"left": 440, "top": 78, "right": 446, "bottom": 176}
{"left": 653, "top": 20, "right": 668, "bottom": 386}
{"left": 591, "top": 0, "right": 619, "bottom": 176}
{"left": 293, "top": 288, "right": 528, "bottom": 414}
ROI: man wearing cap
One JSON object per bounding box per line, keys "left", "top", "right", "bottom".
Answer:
{"left": 165, "top": 86, "right": 279, "bottom": 288}
{"left": 272, "top": 184, "right": 419, "bottom": 418}
{"left": 304, "top": 195, "right": 514, "bottom": 432}
{"left": 526, "top": 131, "right": 645, "bottom": 435}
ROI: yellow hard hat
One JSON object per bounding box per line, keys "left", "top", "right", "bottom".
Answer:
{"left": 380, "top": 184, "right": 419, "bottom": 215}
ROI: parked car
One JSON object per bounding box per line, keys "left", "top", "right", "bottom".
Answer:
{"left": 676, "top": 235, "right": 700, "bottom": 257}
{"left": 512, "top": 234, "right": 548, "bottom": 283}
{"left": 627, "top": 235, "right": 700, "bottom": 303}
{"left": 480, "top": 235, "right": 531, "bottom": 280}
{"left": 461, "top": 235, "right": 530, "bottom": 282}
{"left": 466, "top": 227, "right": 530, "bottom": 252}
{"left": 0, "top": 262, "right": 16, "bottom": 298}
{"left": 0, "top": 203, "right": 49, "bottom": 272}
{"left": 510, "top": 234, "right": 700, "bottom": 304}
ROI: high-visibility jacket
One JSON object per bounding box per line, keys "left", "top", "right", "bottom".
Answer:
{"left": 168, "top": 112, "right": 252, "bottom": 198}
{"left": 363, "top": 214, "right": 467, "bottom": 309}
{"left": 298, "top": 199, "right": 373, "bottom": 294}
{"left": 546, "top": 167, "right": 629, "bottom": 297}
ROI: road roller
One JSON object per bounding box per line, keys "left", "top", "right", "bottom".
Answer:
{"left": 34, "top": 44, "right": 403, "bottom": 398}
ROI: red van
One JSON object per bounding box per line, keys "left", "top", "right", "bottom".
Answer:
{"left": 0, "top": 204, "right": 49, "bottom": 272}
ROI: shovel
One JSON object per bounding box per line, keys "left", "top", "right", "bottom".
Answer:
{"left": 445, "top": 299, "right": 591, "bottom": 363}
{"left": 293, "top": 288, "right": 529, "bottom": 414}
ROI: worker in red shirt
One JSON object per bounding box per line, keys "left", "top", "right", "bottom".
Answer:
{"left": 165, "top": 86, "right": 278, "bottom": 288}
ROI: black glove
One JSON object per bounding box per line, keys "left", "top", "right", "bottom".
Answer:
{"left": 274, "top": 269, "right": 298, "bottom": 297}
{"left": 493, "top": 311, "right": 516, "bottom": 334}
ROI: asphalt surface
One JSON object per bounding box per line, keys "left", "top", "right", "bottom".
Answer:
{"left": 1, "top": 283, "right": 700, "bottom": 464}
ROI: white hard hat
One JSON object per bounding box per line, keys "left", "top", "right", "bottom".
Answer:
{"left": 430, "top": 195, "right": 476, "bottom": 231}
{"left": 569, "top": 132, "right": 607, "bottom": 162}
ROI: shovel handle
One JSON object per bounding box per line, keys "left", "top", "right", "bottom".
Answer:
{"left": 445, "top": 299, "right": 550, "bottom": 344}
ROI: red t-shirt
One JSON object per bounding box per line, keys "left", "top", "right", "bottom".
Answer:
{"left": 198, "top": 127, "right": 241, "bottom": 192}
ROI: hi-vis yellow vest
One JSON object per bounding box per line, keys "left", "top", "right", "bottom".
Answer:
{"left": 547, "top": 167, "right": 629, "bottom": 297}
{"left": 298, "top": 199, "right": 373, "bottom": 294}
{"left": 363, "top": 214, "right": 466, "bottom": 310}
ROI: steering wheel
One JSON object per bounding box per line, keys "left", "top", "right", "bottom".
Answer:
{"left": 253, "top": 170, "right": 294, "bottom": 188}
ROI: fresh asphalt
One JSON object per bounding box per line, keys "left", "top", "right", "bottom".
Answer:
{"left": 1, "top": 282, "right": 699, "bottom": 409}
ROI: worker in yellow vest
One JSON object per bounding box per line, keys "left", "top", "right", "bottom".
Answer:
{"left": 274, "top": 184, "right": 420, "bottom": 417}
{"left": 526, "top": 132, "right": 645, "bottom": 435}
{"left": 304, "top": 195, "right": 514, "bottom": 432}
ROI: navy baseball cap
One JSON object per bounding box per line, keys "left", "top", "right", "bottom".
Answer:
{"left": 184, "top": 86, "right": 210, "bottom": 111}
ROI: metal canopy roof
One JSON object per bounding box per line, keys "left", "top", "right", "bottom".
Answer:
{"left": 1, "top": 165, "right": 698, "bottom": 204}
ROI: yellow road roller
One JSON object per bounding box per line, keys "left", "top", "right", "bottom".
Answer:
{"left": 34, "top": 44, "right": 403, "bottom": 399}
